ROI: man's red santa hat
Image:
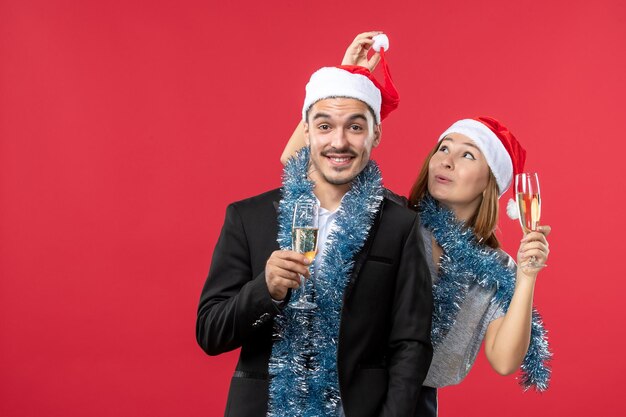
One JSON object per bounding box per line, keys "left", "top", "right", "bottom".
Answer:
{"left": 302, "top": 35, "right": 399, "bottom": 124}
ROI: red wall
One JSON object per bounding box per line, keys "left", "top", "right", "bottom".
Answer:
{"left": 1, "top": 1, "right": 624, "bottom": 416}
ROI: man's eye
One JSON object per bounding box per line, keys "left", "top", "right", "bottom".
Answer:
{"left": 349, "top": 125, "right": 363, "bottom": 131}
{"left": 318, "top": 124, "right": 330, "bottom": 130}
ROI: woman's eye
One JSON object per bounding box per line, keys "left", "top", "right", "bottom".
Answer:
{"left": 438, "top": 145, "right": 449, "bottom": 153}
{"left": 463, "top": 152, "right": 476, "bottom": 160}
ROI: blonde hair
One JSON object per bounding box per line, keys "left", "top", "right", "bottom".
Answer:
{"left": 408, "top": 142, "right": 501, "bottom": 249}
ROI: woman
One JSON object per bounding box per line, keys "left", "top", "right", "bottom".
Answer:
{"left": 281, "top": 32, "right": 552, "bottom": 416}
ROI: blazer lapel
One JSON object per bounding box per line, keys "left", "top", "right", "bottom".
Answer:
{"left": 343, "top": 198, "right": 385, "bottom": 300}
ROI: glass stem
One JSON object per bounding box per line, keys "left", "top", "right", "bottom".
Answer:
{"left": 299, "top": 274, "right": 306, "bottom": 303}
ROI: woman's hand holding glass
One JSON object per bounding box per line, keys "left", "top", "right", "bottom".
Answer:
{"left": 515, "top": 172, "right": 549, "bottom": 271}
{"left": 517, "top": 225, "right": 551, "bottom": 276}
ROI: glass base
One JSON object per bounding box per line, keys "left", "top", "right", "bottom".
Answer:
{"left": 289, "top": 300, "right": 317, "bottom": 310}
{"left": 289, "top": 274, "right": 316, "bottom": 309}
{"left": 519, "top": 257, "right": 547, "bottom": 270}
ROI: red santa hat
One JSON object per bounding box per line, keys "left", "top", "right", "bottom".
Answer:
{"left": 302, "top": 38, "right": 399, "bottom": 124}
{"left": 438, "top": 116, "right": 526, "bottom": 218}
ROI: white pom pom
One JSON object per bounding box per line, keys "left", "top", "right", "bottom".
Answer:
{"left": 372, "top": 34, "right": 389, "bottom": 52}
{"left": 506, "top": 198, "right": 520, "bottom": 220}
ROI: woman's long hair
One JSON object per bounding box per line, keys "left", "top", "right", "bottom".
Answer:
{"left": 408, "top": 142, "right": 501, "bottom": 249}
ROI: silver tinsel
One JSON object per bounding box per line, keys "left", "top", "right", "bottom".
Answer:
{"left": 268, "top": 147, "right": 384, "bottom": 416}
{"left": 419, "top": 195, "right": 552, "bottom": 391}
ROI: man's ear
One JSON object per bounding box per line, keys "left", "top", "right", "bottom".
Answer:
{"left": 303, "top": 122, "right": 311, "bottom": 146}
{"left": 372, "top": 124, "right": 382, "bottom": 148}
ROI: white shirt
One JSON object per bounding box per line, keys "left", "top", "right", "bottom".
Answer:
{"left": 314, "top": 198, "right": 344, "bottom": 416}
{"left": 313, "top": 199, "right": 339, "bottom": 274}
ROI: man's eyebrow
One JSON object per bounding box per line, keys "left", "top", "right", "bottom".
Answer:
{"left": 311, "top": 112, "right": 331, "bottom": 121}
{"left": 347, "top": 114, "right": 368, "bottom": 122}
{"left": 311, "top": 113, "right": 369, "bottom": 122}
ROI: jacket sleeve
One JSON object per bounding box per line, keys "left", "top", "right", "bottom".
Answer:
{"left": 382, "top": 214, "right": 433, "bottom": 417}
{"left": 195, "top": 203, "right": 281, "bottom": 356}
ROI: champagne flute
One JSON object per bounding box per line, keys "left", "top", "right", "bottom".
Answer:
{"left": 515, "top": 172, "right": 543, "bottom": 268}
{"left": 290, "top": 201, "right": 319, "bottom": 309}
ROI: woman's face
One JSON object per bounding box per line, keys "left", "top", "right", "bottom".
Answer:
{"left": 427, "top": 133, "right": 491, "bottom": 220}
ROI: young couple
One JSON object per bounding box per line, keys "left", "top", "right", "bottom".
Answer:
{"left": 197, "top": 31, "right": 551, "bottom": 417}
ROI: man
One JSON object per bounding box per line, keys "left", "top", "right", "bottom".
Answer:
{"left": 196, "top": 63, "right": 432, "bottom": 417}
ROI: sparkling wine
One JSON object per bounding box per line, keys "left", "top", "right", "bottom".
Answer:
{"left": 290, "top": 201, "right": 319, "bottom": 309}
{"left": 292, "top": 227, "right": 319, "bottom": 261}
{"left": 517, "top": 192, "right": 541, "bottom": 233}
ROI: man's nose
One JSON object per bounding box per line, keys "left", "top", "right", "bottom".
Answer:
{"left": 329, "top": 128, "right": 349, "bottom": 148}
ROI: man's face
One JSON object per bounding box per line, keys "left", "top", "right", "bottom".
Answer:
{"left": 304, "top": 98, "right": 381, "bottom": 190}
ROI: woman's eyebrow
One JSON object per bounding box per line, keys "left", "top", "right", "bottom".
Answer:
{"left": 442, "top": 136, "right": 481, "bottom": 151}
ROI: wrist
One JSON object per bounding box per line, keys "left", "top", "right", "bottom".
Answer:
{"left": 516, "top": 270, "right": 538, "bottom": 287}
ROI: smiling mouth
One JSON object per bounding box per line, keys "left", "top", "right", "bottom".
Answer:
{"left": 325, "top": 154, "right": 355, "bottom": 166}
{"left": 329, "top": 156, "right": 351, "bottom": 162}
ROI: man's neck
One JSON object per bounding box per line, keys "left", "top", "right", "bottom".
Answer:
{"left": 312, "top": 181, "right": 350, "bottom": 212}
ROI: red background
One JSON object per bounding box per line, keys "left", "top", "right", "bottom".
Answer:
{"left": 1, "top": 1, "right": 624, "bottom": 416}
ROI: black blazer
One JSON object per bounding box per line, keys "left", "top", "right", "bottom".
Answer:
{"left": 196, "top": 188, "right": 433, "bottom": 417}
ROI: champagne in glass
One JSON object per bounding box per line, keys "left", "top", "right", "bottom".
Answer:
{"left": 292, "top": 227, "right": 318, "bottom": 263}
{"left": 517, "top": 190, "right": 541, "bottom": 233}
{"left": 515, "top": 172, "right": 543, "bottom": 268}
{"left": 290, "top": 201, "right": 319, "bottom": 309}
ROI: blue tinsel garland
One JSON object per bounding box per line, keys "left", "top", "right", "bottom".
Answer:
{"left": 418, "top": 195, "right": 552, "bottom": 391}
{"left": 267, "top": 147, "right": 384, "bottom": 417}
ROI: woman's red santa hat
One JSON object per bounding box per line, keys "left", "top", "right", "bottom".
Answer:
{"left": 437, "top": 116, "right": 527, "bottom": 219}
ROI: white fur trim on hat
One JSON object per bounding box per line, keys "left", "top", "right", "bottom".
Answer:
{"left": 506, "top": 198, "right": 520, "bottom": 220}
{"left": 372, "top": 34, "right": 389, "bottom": 52}
{"left": 302, "top": 67, "right": 382, "bottom": 123}
{"left": 438, "top": 119, "right": 514, "bottom": 196}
